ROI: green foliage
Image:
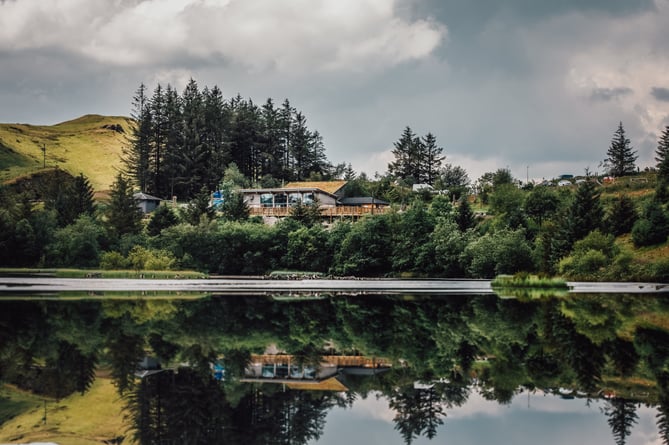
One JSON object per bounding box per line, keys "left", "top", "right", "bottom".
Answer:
{"left": 181, "top": 186, "right": 215, "bottom": 225}
{"left": 46, "top": 215, "right": 106, "bottom": 267}
{"left": 391, "top": 201, "right": 437, "bottom": 274}
{"left": 631, "top": 203, "right": 669, "bottom": 247}
{"left": 146, "top": 205, "right": 178, "bottom": 236}
{"left": 605, "top": 194, "right": 638, "bottom": 236}
{"left": 604, "top": 122, "right": 638, "bottom": 177}
{"left": 331, "top": 214, "right": 393, "bottom": 276}
{"left": 432, "top": 220, "right": 472, "bottom": 277}
{"left": 388, "top": 127, "right": 443, "bottom": 184}
{"left": 283, "top": 226, "right": 330, "bottom": 272}
{"left": 462, "top": 229, "right": 533, "bottom": 278}
{"left": 558, "top": 230, "right": 618, "bottom": 280}
{"left": 99, "top": 251, "right": 130, "bottom": 269}
{"left": 656, "top": 126, "right": 669, "bottom": 183}
{"left": 525, "top": 186, "right": 561, "bottom": 225}
{"left": 569, "top": 179, "right": 603, "bottom": 242}
{"left": 106, "top": 173, "right": 143, "bottom": 238}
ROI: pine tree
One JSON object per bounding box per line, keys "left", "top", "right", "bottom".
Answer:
{"left": 421, "top": 132, "right": 444, "bottom": 185}
{"left": 124, "top": 83, "right": 153, "bottom": 192}
{"left": 657, "top": 126, "right": 669, "bottom": 181}
{"left": 455, "top": 197, "right": 475, "bottom": 232}
{"left": 605, "top": 122, "right": 637, "bottom": 177}
{"left": 569, "top": 178, "right": 603, "bottom": 242}
{"left": 389, "top": 127, "right": 420, "bottom": 182}
{"left": 106, "top": 173, "right": 143, "bottom": 238}
{"left": 605, "top": 194, "right": 638, "bottom": 236}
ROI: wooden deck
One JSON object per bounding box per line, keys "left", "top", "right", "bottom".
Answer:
{"left": 250, "top": 354, "right": 392, "bottom": 368}
{"left": 248, "top": 206, "right": 392, "bottom": 218}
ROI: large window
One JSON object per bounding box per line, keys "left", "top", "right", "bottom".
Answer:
{"left": 303, "top": 193, "right": 315, "bottom": 205}
{"left": 274, "top": 193, "right": 287, "bottom": 207}
{"left": 260, "top": 194, "right": 274, "bottom": 207}
{"left": 288, "top": 193, "right": 302, "bottom": 206}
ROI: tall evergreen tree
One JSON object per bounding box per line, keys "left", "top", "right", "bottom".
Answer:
{"left": 124, "top": 83, "right": 153, "bottom": 192}
{"left": 178, "top": 79, "right": 209, "bottom": 198}
{"left": 421, "top": 132, "right": 444, "bottom": 185}
{"left": 389, "top": 127, "right": 421, "bottom": 182}
{"left": 569, "top": 178, "right": 603, "bottom": 242}
{"left": 106, "top": 173, "right": 143, "bottom": 238}
{"left": 656, "top": 125, "right": 669, "bottom": 181}
{"left": 605, "top": 194, "right": 638, "bottom": 236}
{"left": 604, "top": 398, "right": 639, "bottom": 445}
{"left": 605, "top": 122, "right": 637, "bottom": 177}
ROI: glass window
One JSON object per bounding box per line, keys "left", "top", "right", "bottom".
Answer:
{"left": 260, "top": 194, "right": 274, "bottom": 207}
{"left": 288, "top": 193, "right": 302, "bottom": 206}
{"left": 303, "top": 193, "right": 315, "bottom": 205}
{"left": 274, "top": 194, "right": 287, "bottom": 207}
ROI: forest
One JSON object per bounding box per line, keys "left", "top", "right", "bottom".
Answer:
{"left": 1, "top": 80, "right": 669, "bottom": 281}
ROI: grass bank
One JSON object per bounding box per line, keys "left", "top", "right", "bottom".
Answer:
{"left": 0, "top": 268, "right": 207, "bottom": 279}
{"left": 0, "top": 376, "right": 129, "bottom": 445}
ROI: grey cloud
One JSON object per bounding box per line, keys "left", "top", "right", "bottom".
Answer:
{"left": 651, "top": 87, "right": 669, "bottom": 102}
{"left": 590, "top": 87, "right": 634, "bottom": 102}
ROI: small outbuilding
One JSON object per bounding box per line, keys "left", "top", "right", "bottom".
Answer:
{"left": 134, "top": 192, "right": 162, "bottom": 213}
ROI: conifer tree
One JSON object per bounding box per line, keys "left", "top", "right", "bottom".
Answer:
{"left": 657, "top": 125, "right": 669, "bottom": 181}
{"left": 106, "top": 173, "right": 143, "bottom": 238}
{"left": 605, "top": 194, "right": 637, "bottom": 236}
{"left": 569, "top": 178, "right": 603, "bottom": 242}
{"left": 124, "top": 84, "right": 153, "bottom": 193}
{"left": 604, "top": 122, "right": 637, "bottom": 177}
{"left": 421, "top": 132, "right": 444, "bottom": 185}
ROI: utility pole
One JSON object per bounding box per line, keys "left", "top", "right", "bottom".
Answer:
{"left": 41, "top": 144, "right": 46, "bottom": 169}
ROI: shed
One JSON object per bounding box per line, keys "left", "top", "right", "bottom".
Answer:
{"left": 133, "top": 192, "right": 162, "bottom": 213}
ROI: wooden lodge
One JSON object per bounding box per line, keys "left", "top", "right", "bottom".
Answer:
{"left": 236, "top": 181, "right": 391, "bottom": 220}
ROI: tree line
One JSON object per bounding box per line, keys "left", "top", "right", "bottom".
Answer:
{"left": 125, "top": 79, "right": 335, "bottom": 200}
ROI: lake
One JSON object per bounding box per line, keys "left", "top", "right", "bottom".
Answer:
{"left": 0, "top": 280, "right": 668, "bottom": 444}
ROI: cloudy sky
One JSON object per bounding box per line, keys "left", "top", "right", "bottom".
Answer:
{"left": 1, "top": 0, "right": 668, "bottom": 181}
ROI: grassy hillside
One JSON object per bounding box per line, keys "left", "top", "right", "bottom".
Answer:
{"left": 0, "top": 114, "right": 133, "bottom": 191}
{"left": 0, "top": 377, "right": 130, "bottom": 445}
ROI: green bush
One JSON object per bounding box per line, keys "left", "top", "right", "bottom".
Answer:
{"left": 99, "top": 251, "right": 129, "bottom": 270}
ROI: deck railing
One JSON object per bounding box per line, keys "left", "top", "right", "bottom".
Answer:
{"left": 248, "top": 206, "right": 392, "bottom": 218}
{"left": 250, "top": 354, "right": 392, "bottom": 368}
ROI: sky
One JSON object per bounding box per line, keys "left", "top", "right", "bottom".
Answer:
{"left": 318, "top": 391, "right": 662, "bottom": 445}
{"left": 1, "top": 0, "right": 668, "bottom": 182}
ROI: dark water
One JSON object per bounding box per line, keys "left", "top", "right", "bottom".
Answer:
{"left": 1, "top": 290, "right": 668, "bottom": 444}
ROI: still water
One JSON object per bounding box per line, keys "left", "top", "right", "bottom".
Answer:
{"left": 1, "top": 286, "right": 668, "bottom": 445}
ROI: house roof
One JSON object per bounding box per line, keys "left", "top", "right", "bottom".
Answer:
{"left": 339, "top": 197, "right": 390, "bottom": 206}
{"left": 283, "top": 180, "right": 347, "bottom": 195}
{"left": 133, "top": 192, "right": 162, "bottom": 201}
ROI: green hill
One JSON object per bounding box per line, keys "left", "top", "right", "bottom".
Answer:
{"left": 0, "top": 114, "right": 133, "bottom": 191}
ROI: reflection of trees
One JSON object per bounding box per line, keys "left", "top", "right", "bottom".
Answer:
{"left": 386, "top": 378, "right": 470, "bottom": 445}
{"left": 126, "top": 367, "right": 229, "bottom": 444}
{"left": 544, "top": 300, "right": 604, "bottom": 392}
{"left": 603, "top": 398, "right": 639, "bottom": 445}
{"left": 656, "top": 382, "right": 669, "bottom": 445}
{"left": 230, "top": 387, "right": 333, "bottom": 445}
{"left": 389, "top": 384, "right": 445, "bottom": 444}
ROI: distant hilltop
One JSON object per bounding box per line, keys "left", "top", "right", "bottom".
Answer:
{"left": 0, "top": 114, "right": 132, "bottom": 191}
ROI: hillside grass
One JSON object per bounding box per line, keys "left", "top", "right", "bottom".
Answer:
{"left": 0, "top": 377, "right": 130, "bottom": 445}
{"left": 0, "top": 114, "right": 132, "bottom": 191}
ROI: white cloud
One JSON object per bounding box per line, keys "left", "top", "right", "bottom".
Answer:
{"left": 0, "top": 0, "right": 445, "bottom": 71}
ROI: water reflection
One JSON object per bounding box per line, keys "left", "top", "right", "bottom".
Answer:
{"left": 1, "top": 293, "right": 668, "bottom": 444}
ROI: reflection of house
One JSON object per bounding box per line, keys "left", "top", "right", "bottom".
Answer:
{"left": 239, "top": 354, "right": 392, "bottom": 391}
{"left": 134, "top": 192, "right": 162, "bottom": 213}
{"left": 238, "top": 181, "right": 391, "bottom": 219}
